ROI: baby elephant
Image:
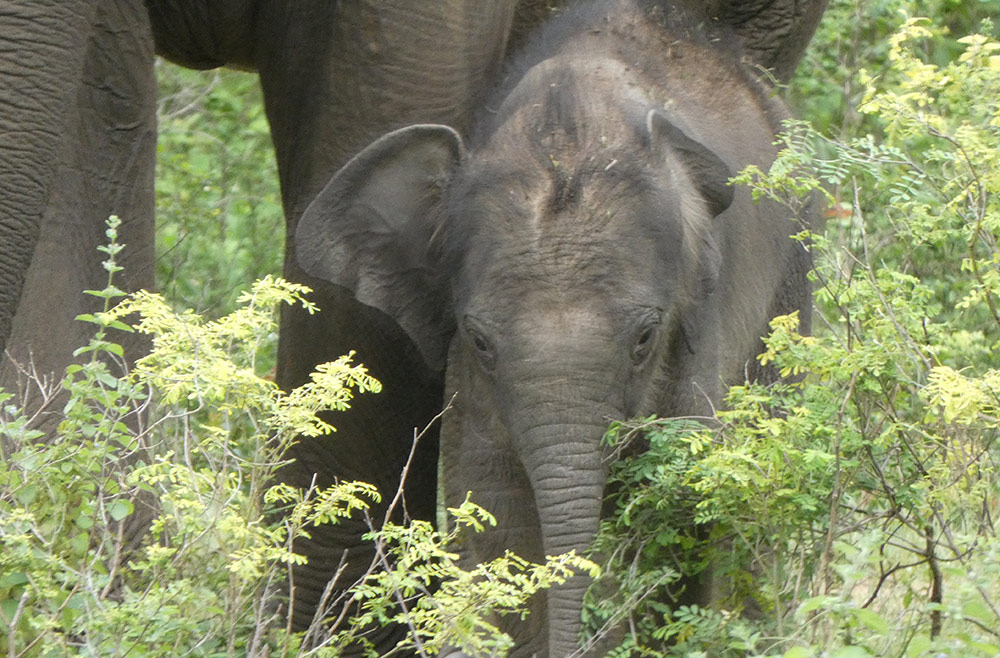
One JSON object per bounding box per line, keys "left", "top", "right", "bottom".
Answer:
{"left": 296, "top": 0, "right": 813, "bottom": 654}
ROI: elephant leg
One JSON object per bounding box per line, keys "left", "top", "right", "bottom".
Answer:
{"left": 274, "top": 282, "right": 443, "bottom": 636}
{"left": 0, "top": 1, "right": 156, "bottom": 568}
{"left": 687, "top": 0, "right": 830, "bottom": 82}
{"left": 0, "top": 1, "right": 97, "bottom": 355}
{"left": 0, "top": 0, "right": 156, "bottom": 429}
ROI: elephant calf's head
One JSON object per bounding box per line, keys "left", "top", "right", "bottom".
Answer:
{"left": 296, "top": 53, "right": 733, "bottom": 656}
{"left": 297, "top": 74, "right": 732, "bottom": 418}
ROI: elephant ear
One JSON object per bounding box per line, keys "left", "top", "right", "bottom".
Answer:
{"left": 646, "top": 109, "right": 733, "bottom": 220}
{"left": 646, "top": 110, "right": 726, "bottom": 303}
{"left": 296, "top": 124, "right": 465, "bottom": 371}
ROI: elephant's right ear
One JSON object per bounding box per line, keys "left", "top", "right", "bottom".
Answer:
{"left": 296, "top": 124, "right": 466, "bottom": 372}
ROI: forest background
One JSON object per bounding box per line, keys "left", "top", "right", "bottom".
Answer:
{"left": 2, "top": 0, "right": 1000, "bottom": 655}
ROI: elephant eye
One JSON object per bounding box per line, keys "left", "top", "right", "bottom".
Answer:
{"left": 631, "top": 313, "right": 661, "bottom": 366}
{"left": 463, "top": 316, "right": 497, "bottom": 372}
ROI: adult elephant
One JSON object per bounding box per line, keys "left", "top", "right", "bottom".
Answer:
{"left": 0, "top": 0, "right": 826, "bottom": 643}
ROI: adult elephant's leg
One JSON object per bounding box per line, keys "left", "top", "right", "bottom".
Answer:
{"left": 254, "top": 1, "right": 521, "bottom": 633}
{"left": 0, "top": 1, "right": 156, "bottom": 426}
{"left": 0, "top": 2, "right": 95, "bottom": 355}
{"left": 274, "top": 294, "right": 446, "bottom": 633}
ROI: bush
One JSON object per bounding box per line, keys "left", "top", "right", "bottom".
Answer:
{"left": 587, "top": 16, "right": 1000, "bottom": 657}
{"left": 0, "top": 218, "right": 594, "bottom": 657}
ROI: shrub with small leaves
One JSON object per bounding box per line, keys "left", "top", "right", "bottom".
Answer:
{"left": 587, "top": 16, "right": 1000, "bottom": 658}
{"left": 1, "top": 218, "right": 596, "bottom": 657}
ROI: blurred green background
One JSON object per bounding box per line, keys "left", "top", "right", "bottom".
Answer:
{"left": 155, "top": 66, "right": 283, "bottom": 316}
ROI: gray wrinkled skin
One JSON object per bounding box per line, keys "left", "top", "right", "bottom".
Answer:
{"left": 296, "top": 0, "right": 816, "bottom": 655}
{"left": 0, "top": 1, "right": 156, "bottom": 420}
{"left": 1, "top": 0, "right": 822, "bottom": 649}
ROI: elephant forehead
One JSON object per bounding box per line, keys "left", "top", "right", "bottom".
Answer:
{"left": 460, "top": 231, "right": 663, "bottom": 308}
{"left": 462, "top": 271, "right": 662, "bottom": 347}
{"left": 454, "top": 186, "right": 684, "bottom": 303}
{"left": 519, "top": 302, "right": 611, "bottom": 335}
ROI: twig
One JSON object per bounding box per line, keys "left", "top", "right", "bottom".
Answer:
{"left": 382, "top": 394, "right": 456, "bottom": 528}
{"left": 925, "top": 523, "right": 942, "bottom": 638}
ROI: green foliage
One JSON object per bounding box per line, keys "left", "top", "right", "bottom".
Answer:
{"left": 155, "top": 64, "right": 283, "bottom": 324}
{"left": 345, "top": 496, "right": 597, "bottom": 658}
{"left": 789, "top": 0, "right": 1000, "bottom": 134}
{"left": 0, "top": 219, "right": 590, "bottom": 656}
{"left": 585, "top": 418, "right": 761, "bottom": 658}
{"left": 588, "top": 15, "right": 1000, "bottom": 658}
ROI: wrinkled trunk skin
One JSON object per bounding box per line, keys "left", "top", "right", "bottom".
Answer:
{"left": 442, "top": 343, "right": 621, "bottom": 657}
{"left": 520, "top": 421, "right": 607, "bottom": 657}
{"left": 0, "top": 1, "right": 156, "bottom": 431}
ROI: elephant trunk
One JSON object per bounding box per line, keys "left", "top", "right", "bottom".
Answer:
{"left": 517, "top": 410, "right": 613, "bottom": 657}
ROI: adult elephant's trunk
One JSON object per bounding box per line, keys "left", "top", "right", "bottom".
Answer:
{"left": 516, "top": 411, "right": 613, "bottom": 657}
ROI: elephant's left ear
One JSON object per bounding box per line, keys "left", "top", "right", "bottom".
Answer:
{"left": 646, "top": 110, "right": 734, "bottom": 219}
{"left": 295, "top": 124, "right": 466, "bottom": 371}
